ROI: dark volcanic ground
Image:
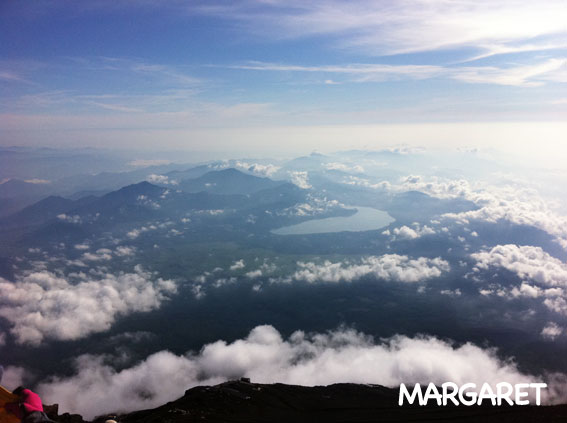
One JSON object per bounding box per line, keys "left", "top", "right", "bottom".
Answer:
{"left": 49, "top": 380, "right": 567, "bottom": 423}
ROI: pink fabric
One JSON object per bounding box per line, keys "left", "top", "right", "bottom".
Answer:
{"left": 4, "top": 389, "right": 43, "bottom": 419}
{"left": 20, "top": 389, "right": 44, "bottom": 415}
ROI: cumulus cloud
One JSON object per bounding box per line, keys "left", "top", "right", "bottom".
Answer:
{"left": 82, "top": 248, "right": 113, "bottom": 262}
{"left": 115, "top": 246, "right": 136, "bottom": 257}
{"left": 208, "top": 161, "right": 281, "bottom": 178}
{"left": 235, "top": 161, "right": 281, "bottom": 177}
{"left": 245, "top": 269, "right": 262, "bottom": 279}
{"left": 289, "top": 171, "right": 311, "bottom": 189}
{"left": 400, "top": 175, "right": 567, "bottom": 249}
{"left": 127, "top": 224, "right": 158, "bottom": 239}
{"left": 342, "top": 175, "right": 391, "bottom": 190}
{"left": 57, "top": 214, "right": 82, "bottom": 224}
{"left": 136, "top": 194, "right": 161, "bottom": 209}
{"left": 541, "top": 322, "right": 563, "bottom": 341}
{"left": 146, "top": 174, "right": 178, "bottom": 185}
{"left": 440, "top": 289, "right": 462, "bottom": 297}
{"left": 230, "top": 259, "right": 245, "bottom": 271}
{"left": 471, "top": 244, "right": 567, "bottom": 316}
{"left": 383, "top": 223, "right": 436, "bottom": 241}
{"left": 127, "top": 229, "right": 143, "bottom": 239}
{"left": 445, "top": 198, "right": 567, "bottom": 250}
{"left": 323, "top": 162, "right": 364, "bottom": 173}
{"left": 274, "top": 193, "right": 345, "bottom": 219}
{"left": 472, "top": 244, "right": 567, "bottom": 287}
{"left": 292, "top": 255, "right": 449, "bottom": 283}
{"left": 0, "top": 266, "right": 177, "bottom": 345}
{"left": 37, "top": 325, "right": 561, "bottom": 419}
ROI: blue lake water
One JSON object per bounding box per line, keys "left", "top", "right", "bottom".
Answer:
{"left": 272, "top": 206, "right": 395, "bottom": 235}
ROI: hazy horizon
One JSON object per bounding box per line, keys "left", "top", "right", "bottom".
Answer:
{"left": 1, "top": 1, "right": 566, "bottom": 161}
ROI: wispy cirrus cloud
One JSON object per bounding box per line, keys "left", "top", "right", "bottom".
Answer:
{"left": 10, "top": 1, "right": 565, "bottom": 61}
{"left": 450, "top": 58, "right": 566, "bottom": 87}
{"left": 232, "top": 58, "right": 566, "bottom": 87}
{"left": 198, "top": 0, "right": 567, "bottom": 60}
{"left": 0, "top": 70, "right": 32, "bottom": 84}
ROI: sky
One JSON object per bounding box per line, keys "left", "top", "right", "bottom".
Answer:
{"left": 0, "top": 0, "right": 566, "bottom": 157}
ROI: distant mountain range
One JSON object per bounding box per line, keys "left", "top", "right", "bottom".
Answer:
{"left": 178, "top": 168, "right": 284, "bottom": 195}
{"left": 0, "top": 169, "right": 320, "bottom": 255}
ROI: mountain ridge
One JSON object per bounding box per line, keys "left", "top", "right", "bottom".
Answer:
{"left": 46, "top": 380, "right": 567, "bottom": 423}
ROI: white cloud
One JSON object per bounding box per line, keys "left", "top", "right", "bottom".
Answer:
{"left": 323, "top": 162, "right": 364, "bottom": 173}
{"left": 399, "top": 175, "right": 473, "bottom": 199}
{"left": 136, "top": 195, "right": 161, "bottom": 210}
{"left": 74, "top": 243, "right": 90, "bottom": 250}
{"left": 115, "top": 246, "right": 136, "bottom": 257}
{"left": 57, "top": 214, "right": 82, "bottom": 224}
{"left": 230, "top": 259, "right": 245, "bottom": 271}
{"left": 277, "top": 194, "right": 344, "bottom": 218}
{"left": 289, "top": 171, "right": 311, "bottom": 189}
{"left": 342, "top": 175, "right": 391, "bottom": 190}
{"left": 401, "top": 176, "right": 567, "bottom": 249}
{"left": 37, "top": 325, "right": 562, "bottom": 419}
{"left": 293, "top": 255, "right": 449, "bottom": 283}
{"left": 127, "top": 225, "right": 158, "bottom": 239}
{"left": 212, "top": 1, "right": 567, "bottom": 59}
{"left": 127, "top": 229, "right": 142, "bottom": 239}
{"left": 234, "top": 60, "right": 567, "bottom": 87}
{"left": 0, "top": 70, "right": 31, "bottom": 84}
{"left": 449, "top": 59, "right": 566, "bottom": 87}
{"left": 543, "top": 297, "right": 567, "bottom": 316}
{"left": 440, "top": 289, "right": 462, "bottom": 297}
{"left": 245, "top": 269, "right": 262, "bottom": 279}
{"left": 541, "top": 322, "right": 563, "bottom": 341}
{"left": 384, "top": 223, "right": 436, "bottom": 241}
{"left": 233, "top": 161, "right": 281, "bottom": 177}
{"left": 146, "top": 174, "right": 178, "bottom": 185}
{"left": 0, "top": 266, "right": 177, "bottom": 345}
{"left": 212, "top": 277, "right": 237, "bottom": 288}
{"left": 472, "top": 245, "right": 567, "bottom": 287}
{"left": 471, "top": 244, "right": 567, "bottom": 316}
{"left": 193, "top": 209, "right": 224, "bottom": 216}
{"left": 82, "top": 248, "right": 113, "bottom": 262}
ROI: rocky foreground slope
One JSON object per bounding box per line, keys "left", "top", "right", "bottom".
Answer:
{"left": 48, "top": 380, "right": 567, "bottom": 423}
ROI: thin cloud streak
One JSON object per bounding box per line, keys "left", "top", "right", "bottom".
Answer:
{"left": 197, "top": 0, "right": 567, "bottom": 59}
{"left": 232, "top": 58, "right": 567, "bottom": 87}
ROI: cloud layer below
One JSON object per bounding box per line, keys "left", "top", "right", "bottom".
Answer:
{"left": 37, "top": 325, "right": 564, "bottom": 419}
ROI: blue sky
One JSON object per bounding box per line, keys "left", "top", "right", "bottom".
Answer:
{"left": 1, "top": 0, "right": 566, "bottom": 156}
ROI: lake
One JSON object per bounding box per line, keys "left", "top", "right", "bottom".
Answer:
{"left": 272, "top": 206, "right": 395, "bottom": 235}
